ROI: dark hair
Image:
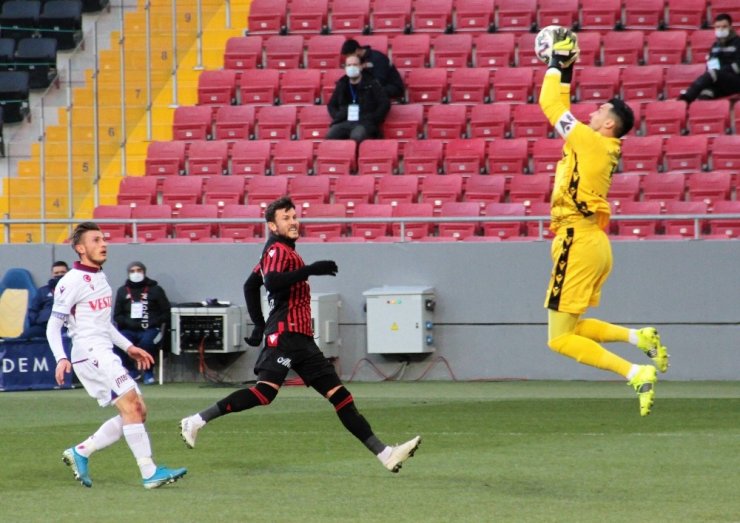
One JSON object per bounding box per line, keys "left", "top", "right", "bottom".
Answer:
{"left": 70, "top": 222, "right": 101, "bottom": 249}
{"left": 52, "top": 261, "right": 69, "bottom": 270}
{"left": 341, "top": 39, "right": 361, "bottom": 56}
{"left": 607, "top": 98, "right": 635, "bottom": 138}
{"left": 715, "top": 13, "right": 732, "bottom": 24}
{"left": 265, "top": 196, "right": 296, "bottom": 223}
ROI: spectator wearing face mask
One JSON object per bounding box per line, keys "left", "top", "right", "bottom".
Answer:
{"left": 679, "top": 13, "right": 740, "bottom": 102}
{"left": 113, "top": 262, "right": 171, "bottom": 385}
{"left": 340, "top": 39, "right": 405, "bottom": 100}
{"left": 326, "top": 54, "right": 391, "bottom": 144}
{"left": 20, "top": 261, "right": 69, "bottom": 339}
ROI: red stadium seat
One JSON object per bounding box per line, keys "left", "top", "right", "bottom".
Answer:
{"left": 272, "top": 140, "right": 314, "bottom": 176}
{"left": 330, "top": 0, "right": 370, "bottom": 33}
{"left": 663, "top": 135, "right": 708, "bottom": 172}
{"left": 405, "top": 68, "right": 448, "bottom": 105}
{"left": 602, "top": 31, "right": 645, "bottom": 67}
{"left": 663, "top": 200, "right": 707, "bottom": 237}
{"left": 644, "top": 100, "right": 687, "bottom": 136}
{"left": 537, "top": 0, "right": 579, "bottom": 29}
{"left": 172, "top": 105, "right": 213, "bottom": 141}
{"left": 230, "top": 140, "right": 272, "bottom": 175}
{"left": 711, "top": 135, "right": 740, "bottom": 171}
{"left": 161, "top": 177, "right": 203, "bottom": 209}
{"left": 622, "top": 0, "right": 665, "bottom": 29}
{"left": 376, "top": 175, "right": 420, "bottom": 205}
{"left": 391, "top": 202, "right": 434, "bottom": 239}
{"left": 131, "top": 204, "right": 173, "bottom": 241}
{"left": 463, "top": 174, "right": 507, "bottom": 207}
{"left": 426, "top": 105, "right": 467, "bottom": 140}
{"left": 576, "top": 66, "right": 621, "bottom": 102}
{"left": 664, "top": 64, "right": 705, "bottom": 98}
{"left": 187, "top": 140, "right": 229, "bottom": 176}
{"left": 468, "top": 104, "right": 510, "bottom": 139}
{"left": 508, "top": 174, "right": 552, "bottom": 204}
{"left": 246, "top": 176, "right": 289, "bottom": 209}
{"left": 255, "top": 106, "right": 297, "bottom": 141}
{"left": 642, "top": 172, "right": 687, "bottom": 204}
{"left": 709, "top": 0, "right": 740, "bottom": 24}
{"left": 515, "top": 33, "right": 541, "bottom": 67}
{"left": 608, "top": 174, "right": 641, "bottom": 205}
{"left": 708, "top": 201, "right": 740, "bottom": 238}
{"left": 117, "top": 176, "right": 158, "bottom": 206}
{"left": 569, "top": 102, "right": 599, "bottom": 125}
{"left": 315, "top": 140, "right": 356, "bottom": 176}
{"left": 579, "top": 0, "right": 621, "bottom": 30}
{"left": 238, "top": 69, "right": 280, "bottom": 106}
{"left": 197, "top": 70, "right": 237, "bottom": 106}
{"left": 290, "top": 175, "right": 332, "bottom": 207}
{"left": 351, "top": 203, "right": 393, "bottom": 238}
{"left": 444, "top": 138, "right": 487, "bottom": 175}
{"left": 403, "top": 139, "right": 445, "bottom": 175}
{"left": 511, "top": 104, "right": 550, "bottom": 139}
{"left": 620, "top": 136, "right": 664, "bottom": 173}
{"left": 301, "top": 203, "right": 347, "bottom": 240}
{"left": 482, "top": 202, "right": 525, "bottom": 239}
{"left": 432, "top": 34, "right": 473, "bottom": 69}
{"left": 214, "top": 105, "right": 255, "bottom": 141}
{"left": 492, "top": 67, "right": 533, "bottom": 103}
{"left": 615, "top": 201, "right": 663, "bottom": 237}
{"left": 224, "top": 36, "right": 263, "bottom": 70}
{"left": 382, "top": 104, "right": 424, "bottom": 142}
{"left": 473, "top": 33, "right": 514, "bottom": 68}
{"left": 333, "top": 175, "right": 375, "bottom": 210}
{"left": 686, "top": 171, "right": 732, "bottom": 205}
{"left": 203, "top": 175, "right": 248, "bottom": 207}
{"left": 321, "top": 68, "right": 345, "bottom": 103}
{"left": 665, "top": 0, "right": 706, "bottom": 29}
{"left": 532, "top": 139, "right": 563, "bottom": 173}
{"left": 454, "top": 0, "right": 494, "bottom": 33}
{"left": 173, "top": 204, "right": 218, "bottom": 241}
{"left": 645, "top": 30, "right": 688, "bottom": 66}
{"left": 438, "top": 201, "right": 481, "bottom": 239}
{"left": 287, "top": 0, "right": 328, "bottom": 34}
{"left": 412, "top": 0, "right": 453, "bottom": 33}
{"left": 371, "top": 0, "right": 412, "bottom": 33}
{"left": 496, "top": 0, "right": 536, "bottom": 31}
{"left": 421, "top": 174, "right": 464, "bottom": 214}
{"left": 220, "top": 204, "right": 262, "bottom": 240}
{"left": 305, "top": 35, "right": 345, "bottom": 70}
{"left": 390, "top": 34, "right": 431, "bottom": 70}
{"left": 524, "top": 201, "right": 554, "bottom": 239}
{"left": 279, "top": 69, "right": 321, "bottom": 106}
{"left": 357, "top": 139, "right": 399, "bottom": 176}
{"left": 93, "top": 205, "right": 131, "bottom": 240}
{"left": 247, "top": 0, "right": 287, "bottom": 34}
{"left": 355, "top": 35, "right": 389, "bottom": 54}
{"left": 688, "top": 29, "right": 715, "bottom": 63}
{"left": 263, "top": 35, "right": 304, "bottom": 70}
{"left": 145, "top": 141, "right": 186, "bottom": 176}
{"left": 687, "top": 99, "right": 731, "bottom": 135}
{"left": 448, "top": 67, "right": 490, "bottom": 104}
{"left": 621, "top": 65, "right": 664, "bottom": 102}
{"left": 575, "top": 31, "right": 602, "bottom": 66}
{"left": 487, "top": 138, "right": 528, "bottom": 174}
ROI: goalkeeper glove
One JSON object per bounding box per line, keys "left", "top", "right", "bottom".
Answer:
{"left": 549, "top": 28, "right": 580, "bottom": 70}
{"left": 245, "top": 325, "right": 264, "bottom": 347}
{"left": 306, "top": 260, "right": 339, "bottom": 276}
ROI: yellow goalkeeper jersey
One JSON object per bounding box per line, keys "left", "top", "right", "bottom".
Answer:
{"left": 538, "top": 69, "right": 622, "bottom": 233}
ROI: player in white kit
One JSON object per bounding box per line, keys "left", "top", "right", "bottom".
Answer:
{"left": 47, "top": 222, "right": 187, "bottom": 489}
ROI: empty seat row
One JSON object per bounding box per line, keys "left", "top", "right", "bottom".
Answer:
{"left": 0, "top": 37, "right": 58, "bottom": 88}
{"left": 0, "top": 70, "right": 29, "bottom": 122}
{"left": 0, "top": 0, "right": 82, "bottom": 49}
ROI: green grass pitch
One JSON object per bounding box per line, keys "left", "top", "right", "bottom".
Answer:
{"left": 2, "top": 381, "right": 739, "bottom": 522}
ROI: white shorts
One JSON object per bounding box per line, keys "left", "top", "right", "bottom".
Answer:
{"left": 71, "top": 346, "right": 140, "bottom": 407}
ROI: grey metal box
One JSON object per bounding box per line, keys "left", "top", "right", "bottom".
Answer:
{"left": 363, "top": 286, "right": 436, "bottom": 354}
{"left": 170, "top": 305, "right": 246, "bottom": 355}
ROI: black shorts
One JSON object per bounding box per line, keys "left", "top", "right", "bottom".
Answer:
{"left": 254, "top": 332, "right": 337, "bottom": 386}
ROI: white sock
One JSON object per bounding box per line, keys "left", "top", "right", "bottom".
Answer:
{"left": 190, "top": 414, "right": 206, "bottom": 428}
{"left": 626, "top": 364, "right": 641, "bottom": 381}
{"left": 122, "top": 423, "right": 157, "bottom": 478}
{"left": 376, "top": 446, "right": 392, "bottom": 462}
{"left": 76, "top": 415, "right": 124, "bottom": 458}
{"left": 628, "top": 329, "right": 639, "bottom": 345}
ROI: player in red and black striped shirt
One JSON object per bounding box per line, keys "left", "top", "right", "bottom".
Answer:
{"left": 180, "top": 197, "right": 421, "bottom": 473}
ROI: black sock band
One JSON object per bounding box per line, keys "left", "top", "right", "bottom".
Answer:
{"left": 329, "top": 387, "right": 382, "bottom": 452}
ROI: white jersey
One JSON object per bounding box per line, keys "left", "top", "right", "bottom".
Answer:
{"left": 51, "top": 262, "right": 131, "bottom": 359}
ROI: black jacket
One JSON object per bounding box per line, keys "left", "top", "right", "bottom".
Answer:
{"left": 113, "top": 277, "right": 171, "bottom": 331}
{"left": 362, "top": 46, "right": 405, "bottom": 92}
{"left": 327, "top": 71, "right": 391, "bottom": 127}
{"left": 709, "top": 30, "right": 740, "bottom": 75}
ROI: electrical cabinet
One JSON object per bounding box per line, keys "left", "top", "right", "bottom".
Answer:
{"left": 170, "top": 305, "right": 246, "bottom": 355}
{"left": 363, "top": 286, "right": 436, "bottom": 354}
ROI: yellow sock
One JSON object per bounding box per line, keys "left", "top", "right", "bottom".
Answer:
{"left": 549, "top": 333, "right": 632, "bottom": 378}
{"left": 575, "top": 318, "right": 630, "bottom": 343}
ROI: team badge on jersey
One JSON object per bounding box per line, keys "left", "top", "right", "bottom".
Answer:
{"left": 267, "top": 333, "right": 279, "bottom": 347}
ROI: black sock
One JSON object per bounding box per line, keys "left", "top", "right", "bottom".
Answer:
{"left": 329, "top": 387, "right": 386, "bottom": 454}
{"left": 201, "top": 383, "right": 278, "bottom": 422}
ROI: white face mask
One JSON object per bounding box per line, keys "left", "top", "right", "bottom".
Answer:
{"left": 345, "top": 65, "right": 361, "bottom": 79}
{"left": 129, "top": 272, "right": 145, "bottom": 283}
{"left": 715, "top": 28, "right": 730, "bottom": 39}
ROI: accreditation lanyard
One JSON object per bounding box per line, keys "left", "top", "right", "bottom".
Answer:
{"left": 348, "top": 83, "right": 360, "bottom": 121}
{"left": 127, "top": 285, "right": 148, "bottom": 319}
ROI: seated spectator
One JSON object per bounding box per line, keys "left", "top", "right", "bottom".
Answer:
{"left": 21, "top": 261, "right": 68, "bottom": 339}
{"left": 341, "top": 39, "right": 405, "bottom": 99}
{"left": 327, "top": 54, "right": 391, "bottom": 144}
{"left": 679, "top": 13, "right": 740, "bottom": 102}
{"left": 113, "top": 261, "right": 171, "bottom": 385}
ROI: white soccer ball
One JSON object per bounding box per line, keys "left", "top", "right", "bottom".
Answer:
{"left": 534, "top": 25, "right": 568, "bottom": 64}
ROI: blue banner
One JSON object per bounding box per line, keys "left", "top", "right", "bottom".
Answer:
{"left": 0, "top": 338, "right": 73, "bottom": 391}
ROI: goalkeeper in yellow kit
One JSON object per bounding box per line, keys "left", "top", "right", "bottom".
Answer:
{"left": 538, "top": 29, "right": 669, "bottom": 416}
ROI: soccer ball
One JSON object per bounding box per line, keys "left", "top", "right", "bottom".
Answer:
{"left": 534, "top": 25, "right": 569, "bottom": 64}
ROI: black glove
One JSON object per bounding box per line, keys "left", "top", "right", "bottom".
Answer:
{"left": 306, "top": 260, "right": 338, "bottom": 276}
{"left": 245, "top": 325, "right": 264, "bottom": 347}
